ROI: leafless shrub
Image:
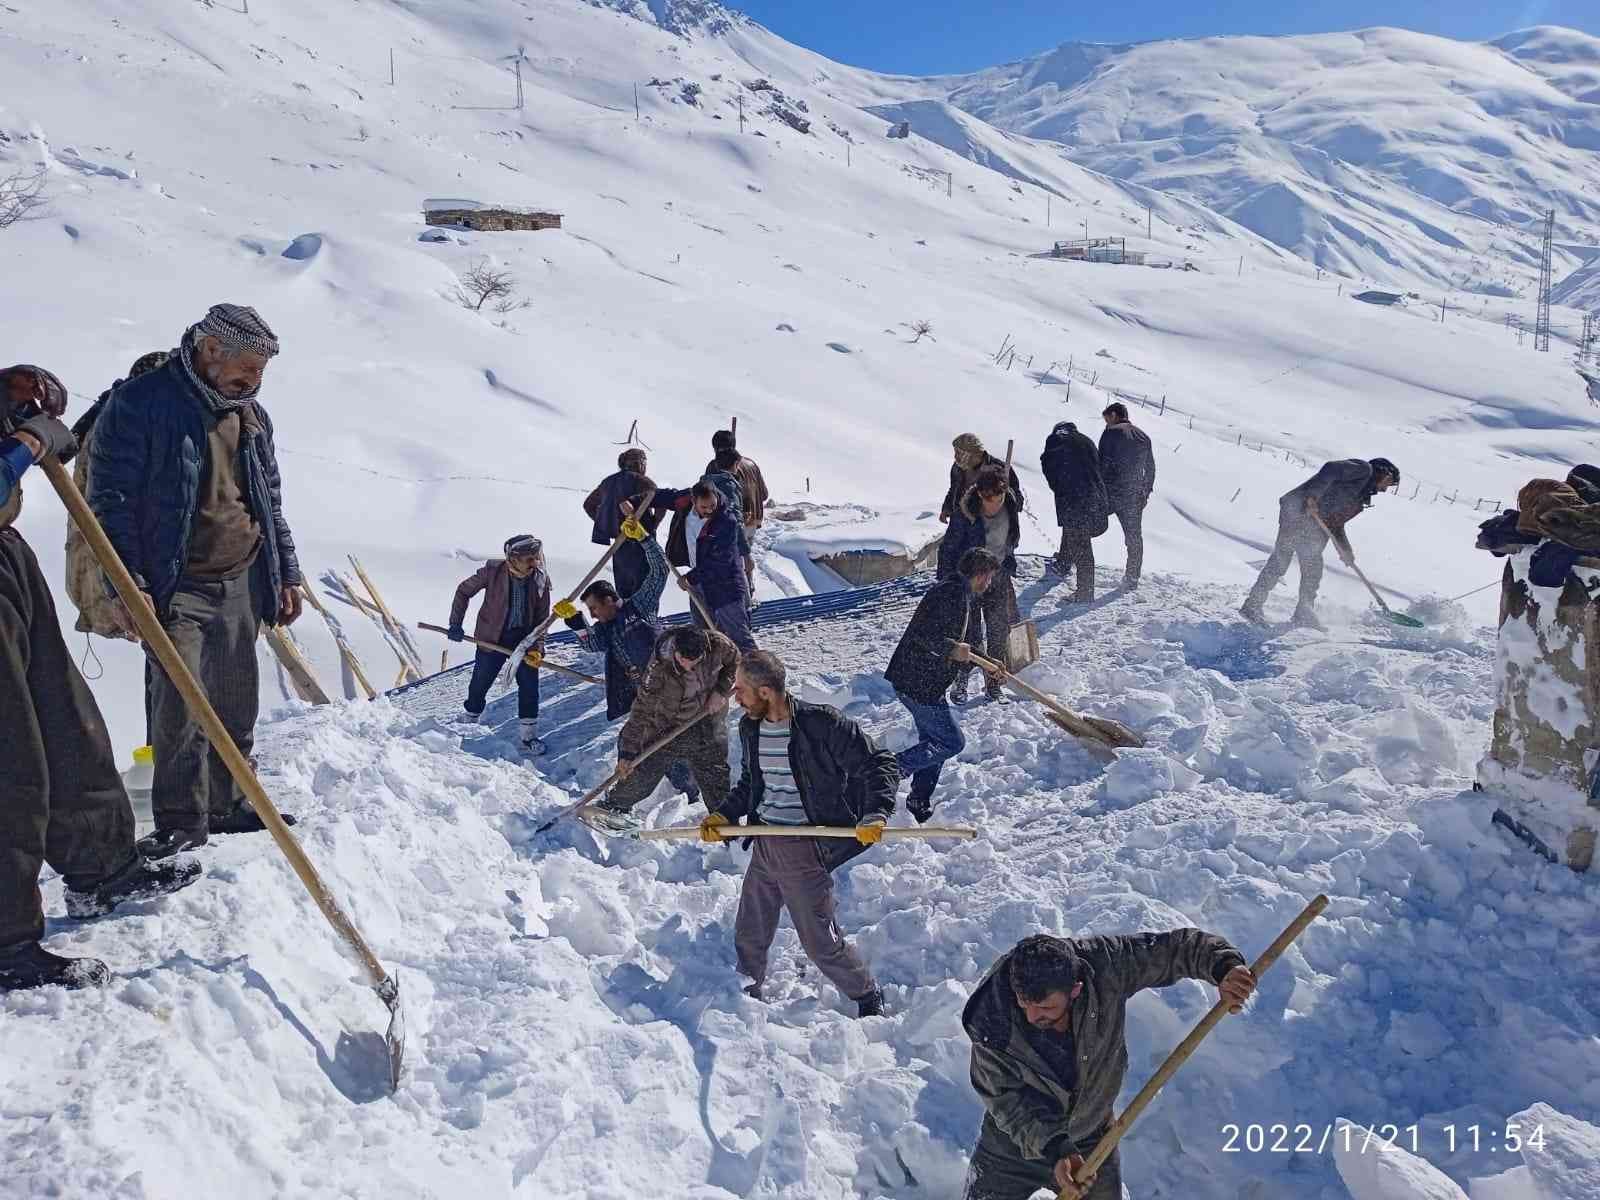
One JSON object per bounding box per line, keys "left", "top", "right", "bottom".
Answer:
{"left": 0, "top": 167, "right": 48, "bottom": 230}
{"left": 452, "top": 258, "right": 530, "bottom": 313}
{"left": 910, "top": 319, "right": 935, "bottom": 343}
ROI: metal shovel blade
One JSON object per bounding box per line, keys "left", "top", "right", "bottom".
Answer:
{"left": 377, "top": 974, "right": 406, "bottom": 1093}
{"left": 1382, "top": 610, "right": 1426, "bottom": 629}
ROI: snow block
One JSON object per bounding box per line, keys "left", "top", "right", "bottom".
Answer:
{"left": 1515, "top": 1102, "right": 1600, "bottom": 1200}
{"left": 1333, "top": 1119, "right": 1469, "bottom": 1200}
{"left": 1099, "top": 748, "right": 1199, "bottom": 809}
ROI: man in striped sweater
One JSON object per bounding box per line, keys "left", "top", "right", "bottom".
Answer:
{"left": 701, "top": 650, "right": 900, "bottom": 1017}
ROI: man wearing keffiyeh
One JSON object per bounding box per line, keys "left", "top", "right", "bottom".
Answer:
{"left": 89, "top": 303, "right": 304, "bottom": 860}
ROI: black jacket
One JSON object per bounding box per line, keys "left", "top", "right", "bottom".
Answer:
{"left": 583, "top": 469, "right": 660, "bottom": 546}
{"left": 964, "top": 931, "right": 1246, "bottom": 1160}
{"left": 886, "top": 576, "right": 973, "bottom": 704}
{"left": 1040, "top": 423, "right": 1109, "bottom": 534}
{"left": 722, "top": 697, "right": 900, "bottom": 870}
{"left": 1097, "top": 422, "right": 1155, "bottom": 510}
{"left": 941, "top": 453, "right": 1025, "bottom": 522}
{"left": 88, "top": 358, "right": 300, "bottom": 623}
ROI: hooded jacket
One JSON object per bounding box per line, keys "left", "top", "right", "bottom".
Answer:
{"left": 450, "top": 558, "right": 551, "bottom": 647}
{"left": 1097, "top": 421, "right": 1155, "bottom": 510}
{"left": 938, "top": 482, "right": 1022, "bottom": 580}
{"left": 1040, "top": 423, "right": 1110, "bottom": 534}
{"left": 721, "top": 696, "right": 900, "bottom": 870}
{"left": 963, "top": 931, "right": 1246, "bottom": 1160}
{"left": 618, "top": 627, "right": 738, "bottom": 759}
{"left": 88, "top": 358, "right": 301, "bottom": 624}
{"left": 659, "top": 486, "right": 748, "bottom": 609}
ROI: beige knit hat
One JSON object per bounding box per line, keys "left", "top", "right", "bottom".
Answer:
{"left": 952, "top": 432, "right": 984, "bottom": 456}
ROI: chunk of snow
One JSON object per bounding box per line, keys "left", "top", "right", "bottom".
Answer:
{"left": 1333, "top": 1120, "right": 1469, "bottom": 1200}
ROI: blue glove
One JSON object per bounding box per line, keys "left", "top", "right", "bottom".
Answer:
{"left": 447, "top": 624, "right": 465, "bottom": 643}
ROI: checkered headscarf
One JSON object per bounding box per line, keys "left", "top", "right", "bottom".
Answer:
{"left": 179, "top": 303, "right": 279, "bottom": 413}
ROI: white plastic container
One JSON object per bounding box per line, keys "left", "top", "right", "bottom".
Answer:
{"left": 122, "top": 745, "right": 155, "bottom": 838}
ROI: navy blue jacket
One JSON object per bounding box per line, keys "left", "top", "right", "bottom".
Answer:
{"left": 88, "top": 359, "right": 301, "bottom": 623}
{"left": 657, "top": 488, "right": 747, "bottom": 610}
{"left": 937, "top": 483, "right": 1021, "bottom": 580}
{"left": 568, "top": 535, "right": 669, "bottom": 719}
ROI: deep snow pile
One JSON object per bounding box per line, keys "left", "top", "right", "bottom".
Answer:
{"left": 860, "top": 26, "right": 1600, "bottom": 298}
{"left": 9, "top": 563, "right": 1599, "bottom": 1200}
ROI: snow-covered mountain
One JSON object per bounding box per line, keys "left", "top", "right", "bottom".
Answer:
{"left": 869, "top": 25, "right": 1600, "bottom": 297}
{"left": 3, "top": 3, "right": 1600, "bottom": 1198}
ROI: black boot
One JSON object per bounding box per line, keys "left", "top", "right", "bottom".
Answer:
{"left": 0, "top": 940, "right": 109, "bottom": 992}
{"left": 743, "top": 982, "right": 764, "bottom": 1002}
{"left": 907, "top": 791, "right": 934, "bottom": 824}
{"left": 855, "top": 987, "right": 885, "bottom": 1018}
{"left": 136, "top": 827, "right": 208, "bottom": 860}
{"left": 209, "top": 805, "right": 298, "bottom": 836}
{"left": 65, "top": 854, "right": 202, "bottom": 919}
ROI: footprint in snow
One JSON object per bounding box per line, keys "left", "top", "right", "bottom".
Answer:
{"left": 826, "top": 342, "right": 854, "bottom": 354}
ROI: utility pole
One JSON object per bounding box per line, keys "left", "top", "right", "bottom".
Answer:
{"left": 389, "top": 48, "right": 395, "bottom": 87}
{"left": 846, "top": 142, "right": 851, "bottom": 166}
{"left": 515, "top": 55, "right": 524, "bottom": 110}
{"left": 1237, "top": 256, "right": 1243, "bottom": 278}
{"left": 634, "top": 83, "right": 639, "bottom": 120}
{"left": 1047, "top": 194, "right": 1051, "bottom": 227}
{"left": 1535, "top": 207, "right": 1554, "bottom": 353}
{"left": 738, "top": 92, "right": 745, "bottom": 133}
{"left": 1082, "top": 220, "right": 1089, "bottom": 243}
{"left": 1146, "top": 204, "right": 1152, "bottom": 240}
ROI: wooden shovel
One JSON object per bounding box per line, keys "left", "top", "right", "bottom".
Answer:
{"left": 40, "top": 456, "right": 406, "bottom": 1092}
{"left": 967, "top": 650, "right": 1144, "bottom": 749}
{"left": 417, "top": 622, "right": 602, "bottom": 687}
{"left": 1059, "top": 895, "right": 1329, "bottom": 1199}
{"left": 534, "top": 706, "right": 708, "bottom": 834}
{"left": 640, "top": 824, "right": 976, "bottom": 842}
{"left": 1310, "top": 512, "right": 1424, "bottom": 628}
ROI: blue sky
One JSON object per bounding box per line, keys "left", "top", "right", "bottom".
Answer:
{"left": 731, "top": 1, "right": 1600, "bottom": 74}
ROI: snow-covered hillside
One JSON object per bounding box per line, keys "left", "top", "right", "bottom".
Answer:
{"left": 862, "top": 26, "right": 1600, "bottom": 300}
{"left": 4, "top": 3, "right": 1600, "bottom": 1197}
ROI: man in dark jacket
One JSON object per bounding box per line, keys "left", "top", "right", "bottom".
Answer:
{"left": 1, "top": 364, "right": 198, "bottom": 993}
{"left": 707, "top": 429, "right": 769, "bottom": 595}
{"left": 1040, "top": 423, "right": 1109, "bottom": 603}
{"left": 448, "top": 533, "right": 552, "bottom": 754}
{"left": 658, "top": 480, "right": 756, "bottom": 651}
{"left": 963, "top": 930, "right": 1256, "bottom": 1199}
{"left": 1098, "top": 403, "right": 1155, "bottom": 589}
{"left": 583, "top": 448, "right": 660, "bottom": 598}
{"left": 886, "top": 548, "right": 1006, "bottom": 822}
{"left": 590, "top": 625, "right": 738, "bottom": 825}
{"left": 939, "top": 468, "right": 1022, "bottom": 703}
{"left": 701, "top": 650, "right": 899, "bottom": 1017}
{"left": 90, "top": 305, "right": 303, "bottom": 859}
{"left": 938, "top": 433, "right": 1025, "bottom": 580}
{"left": 1240, "top": 457, "right": 1400, "bottom": 630}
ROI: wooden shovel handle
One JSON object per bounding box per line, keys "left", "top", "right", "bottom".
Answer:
{"left": 638, "top": 824, "right": 976, "bottom": 841}
{"left": 417, "top": 623, "right": 601, "bottom": 687}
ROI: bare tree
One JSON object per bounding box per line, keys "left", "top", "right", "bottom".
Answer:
{"left": 0, "top": 167, "right": 48, "bottom": 230}
{"left": 452, "top": 258, "right": 529, "bottom": 313}
{"left": 910, "top": 319, "right": 935, "bottom": 343}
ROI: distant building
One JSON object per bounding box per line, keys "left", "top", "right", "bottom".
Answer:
{"left": 423, "top": 199, "right": 562, "bottom": 233}
{"left": 1353, "top": 290, "right": 1404, "bottom": 306}
{"left": 1048, "top": 236, "right": 1141, "bottom": 265}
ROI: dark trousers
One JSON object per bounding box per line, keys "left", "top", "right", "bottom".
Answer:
{"left": 895, "top": 692, "right": 965, "bottom": 802}
{"left": 734, "top": 837, "right": 876, "bottom": 1001}
{"left": 959, "top": 573, "right": 1016, "bottom": 686}
{"left": 464, "top": 647, "right": 540, "bottom": 719}
{"left": 1112, "top": 501, "right": 1146, "bottom": 584}
{"left": 690, "top": 582, "right": 756, "bottom": 652}
{"left": 147, "top": 574, "right": 260, "bottom": 835}
{"left": 964, "top": 1118, "right": 1121, "bottom": 1200}
{"left": 1056, "top": 526, "right": 1096, "bottom": 600}
{"left": 613, "top": 540, "right": 648, "bottom": 600}
{"left": 1245, "top": 504, "right": 1328, "bottom": 610}
{"left": 607, "top": 714, "right": 730, "bottom": 812}
{"left": 1, "top": 531, "right": 135, "bottom": 945}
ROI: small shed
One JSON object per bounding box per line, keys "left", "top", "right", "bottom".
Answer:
{"left": 423, "top": 199, "right": 562, "bottom": 232}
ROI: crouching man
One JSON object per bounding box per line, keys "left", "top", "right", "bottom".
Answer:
{"left": 1, "top": 364, "right": 198, "bottom": 992}
{"left": 962, "top": 930, "right": 1256, "bottom": 1199}
{"left": 700, "top": 650, "right": 900, "bottom": 1018}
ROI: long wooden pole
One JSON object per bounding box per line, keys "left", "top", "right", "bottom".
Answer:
{"left": 349, "top": 555, "right": 423, "bottom": 676}
{"left": 39, "top": 455, "right": 404, "bottom": 1088}
{"left": 535, "top": 705, "right": 706, "bottom": 833}
{"left": 640, "top": 825, "right": 975, "bottom": 842}
{"left": 333, "top": 569, "right": 416, "bottom": 682}
{"left": 668, "top": 558, "right": 718, "bottom": 629}
{"left": 1060, "top": 895, "right": 1329, "bottom": 1199}
{"left": 417, "top": 622, "right": 602, "bottom": 687}
{"left": 264, "top": 625, "right": 332, "bottom": 705}
{"left": 300, "top": 579, "right": 378, "bottom": 700}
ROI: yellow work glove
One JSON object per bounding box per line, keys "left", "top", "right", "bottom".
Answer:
{"left": 553, "top": 599, "right": 578, "bottom": 621}
{"left": 523, "top": 648, "right": 544, "bottom": 669}
{"left": 700, "top": 811, "right": 730, "bottom": 844}
{"left": 855, "top": 815, "right": 888, "bottom": 845}
{"left": 621, "top": 517, "right": 647, "bottom": 541}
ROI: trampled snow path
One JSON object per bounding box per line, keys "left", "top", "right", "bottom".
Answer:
{"left": 8, "top": 560, "right": 1598, "bottom": 1200}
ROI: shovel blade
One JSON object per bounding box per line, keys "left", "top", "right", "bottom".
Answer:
{"left": 377, "top": 974, "right": 406, "bottom": 1093}
{"left": 1384, "top": 611, "right": 1426, "bottom": 629}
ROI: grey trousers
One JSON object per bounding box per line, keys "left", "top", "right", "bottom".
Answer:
{"left": 0, "top": 531, "right": 135, "bottom": 945}
{"left": 606, "top": 714, "right": 730, "bottom": 813}
{"left": 959, "top": 572, "right": 1017, "bottom": 687}
{"left": 1111, "top": 502, "right": 1145, "bottom": 584}
{"left": 147, "top": 574, "right": 260, "bottom": 834}
{"left": 734, "top": 836, "right": 876, "bottom": 1002}
{"left": 1245, "top": 504, "right": 1328, "bottom": 610}
{"left": 963, "top": 1118, "right": 1121, "bottom": 1200}
{"left": 689, "top": 583, "right": 756, "bottom": 652}
{"left": 1057, "top": 527, "right": 1096, "bottom": 601}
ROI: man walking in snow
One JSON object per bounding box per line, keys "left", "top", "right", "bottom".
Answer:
{"left": 938, "top": 433, "right": 1024, "bottom": 581}
{"left": 658, "top": 479, "right": 756, "bottom": 651}
{"left": 583, "top": 448, "right": 660, "bottom": 598}
{"left": 937, "top": 467, "right": 1022, "bottom": 704}
{"left": 448, "top": 533, "right": 551, "bottom": 754}
{"left": 886, "top": 547, "right": 1006, "bottom": 822}
{"left": 1040, "top": 422, "right": 1109, "bottom": 603}
{"left": 1098, "top": 403, "right": 1155, "bottom": 590}
{"left": 1240, "top": 457, "right": 1401, "bottom": 630}
{"left": 963, "top": 930, "right": 1257, "bottom": 1199}
{"left": 90, "top": 304, "right": 303, "bottom": 859}
{"left": 707, "top": 429, "right": 769, "bottom": 597}
{"left": 590, "top": 625, "right": 738, "bottom": 824}
{"left": 1, "top": 363, "right": 199, "bottom": 992}
{"left": 700, "top": 649, "right": 899, "bottom": 1018}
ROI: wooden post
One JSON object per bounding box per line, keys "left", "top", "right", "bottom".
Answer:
{"left": 633, "top": 82, "right": 639, "bottom": 120}
{"left": 390, "top": 48, "right": 395, "bottom": 86}
{"left": 300, "top": 580, "right": 378, "bottom": 700}
{"left": 264, "top": 626, "right": 332, "bottom": 705}
{"left": 349, "top": 556, "right": 423, "bottom": 678}
{"left": 730, "top": 416, "right": 737, "bottom": 437}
